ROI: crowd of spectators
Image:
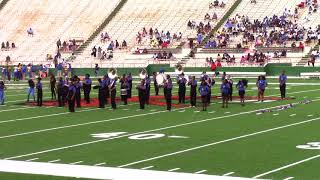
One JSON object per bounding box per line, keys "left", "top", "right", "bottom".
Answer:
{"left": 136, "top": 27, "right": 182, "bottom": 48}
{"left": 152, "top": 51, "right": 174, "bottom": 60}
{"left": 1, "top": 41, "right": 16, "bottom": 50}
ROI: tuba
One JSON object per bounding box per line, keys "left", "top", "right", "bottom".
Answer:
{"left": 175, "top": 64, "right": 184, "bottom": 74}
{"left": 108, "top": 68, "right": 118, "bottom": 80}
{"left": 139, "top": 68, "right": 147, "bottom": 80}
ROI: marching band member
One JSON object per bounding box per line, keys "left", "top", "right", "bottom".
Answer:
{"left": 75, "top": 76, "right": 82, "bottom": 108}
{"left": 236, "top": 79, "right": 248, "bottom": 106}
{"left": 153, "top": 72, "right": 159, "bottom": 96}
{"left": 227, "top": 75, "right": 233, "bottom": 101}
{"left": 199, "top": 79, "right": 209, "bottom": 111}
{"left": 109, "top": 77, "right": 117, "bottom": 110}
{"left": 177, "top": 73, "right": 187, "bottom": 104}
{"left": 57, "top": 77, "right": 64, "bottom": 107}
{"left": 127, "top": 73, "right": 133, "bottom": 98}
{"left": 201, "top": 71, "right": 214, "bottom": 104}
{"left": 67, "top": 79, "right": 76, "bottom": 112}
{"left": 0, "top": 81, "right": 6, "bottom": 105}
{"left": 103, "top": 75, "right": 110, "bottom": 104}
{"left": 164, "top": 75, "right": 173, "bottom": 111}
{"left": 50, "top": 74, "right": 56, "bottom": 100}
{"left": 145, "top": 74, "right": 151, "bottom": 105}
{"left": 120, "top": 76, "right": 129, "bottom": 105}
{"left": 188, "top": 76, "right": 197, "bottom": 107}
{"left": 221, "top": 79, "right": 231, "bottom": 108}
{"left": 83, "top": 74, "right": 92, "bottom": 104}
{"left": 97, "top": 78, "right": 106, "bottom": 108}
{"left": 279, "top": 70, "right": 287, "bottom": 99}
{"left": 257, "top": 75, "right": 267, "bottom": 102}
{"left": 36, "top": 77, "right": 43, "bottom": 106}
{"left": 62, "top": 77, "right": 69, "bottom": 105}
{"left": 137, "top": 79, "right": 146, "bottom": 109}
{"left": 27, "top": 78, "right": 36, "bottom": 102}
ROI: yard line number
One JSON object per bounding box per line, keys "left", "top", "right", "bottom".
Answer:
{"left": 296, "top": 142, "right": 320, "bottom": 150}
{"left": 91, "top": 132, "right": 183, "bottom": 140}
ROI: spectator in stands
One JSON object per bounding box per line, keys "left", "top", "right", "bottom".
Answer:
{"left": 205, "top": 13, "right": 211, "bottom": 20}
{"left": 1, "top": 42, "right": 4, "bottom": 49}
{"left": 57, "top": 39, "right": 61, "bottom": 49}
{"left": 11, "top": 42, "right": 15, "bottom": 48}
{"left": 91, "top": 46, "right": 97, "bottom": 57}
{"left": 250, "top": 0, "right": 256, "bottom": 4}
{"left": 308, "top": 55, "right": 316, "bottom": 67}
{"left": 97, "top": 47, "right": 102, "bottom": 59}
{"left": 5, "top": 41, "right": 9, "bottom": 49}
{"left": 107, "top": 41, "right": 114, "bottom": 50}
{"left": 197, "top": 33, "right": 203, "bottom": 45}
{"left": 115, "top": 40, "right": 119, "bottom": 49}
{"left": 27, "top": 27, "right": 34, "bottom": 36}
{"left": 122, "top": 40, "right": 127, "bottom": 48}
{"left": 212, "top": 13, "right": 218, "bottom": 20}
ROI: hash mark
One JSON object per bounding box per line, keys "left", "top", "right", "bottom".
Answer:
{"left": 141, "top": 166, "right": 154, "bottom": 170}
{"left": 25, "top": 158, "right": 39, "bottom": 162}
{"left": 69, "top": 161, "right": 83, "bottom": 165}
{"left": 283, "top": 177, "right": 294, "bottom": 180}
{"left": 94, "top": 162, "right": 106, "bottom": 166}
{"left": 223, "top": 172, "right": 234, "bottom": 176}
{"left": 194, "top": 170, "right": 207, "bottom": 174}
{"left": 48, "top": 159, "right": 60, "bottom": 163}
{"left": 168, "top": 168, "right": 180, "bottom": 172}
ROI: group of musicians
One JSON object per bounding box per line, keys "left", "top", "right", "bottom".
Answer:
{"left": 22, "top": 70, "right": 287, "bottom": 112}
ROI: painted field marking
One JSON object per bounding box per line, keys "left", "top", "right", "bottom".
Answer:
{"left": 117, "top": 116, "right": 320, "bottom": 168}
{"left": 194, "top": 111, "right": 200, "bottom": 113}
{"left": 141, "top": 166, "right": 154, "bottom": 170}
{"left": 0, "top": 108, "right": 99, "bottom": 124}
{"left": 0, "top": 106, "right": 36, "bottom": 113}
{"left": 225, "top": 112, "right": 231, "bottom": 114}
{"left": 289, "top": 114, "right": 296, "bottom": 117}
{"left": 308, "top": 114, "right": 313, "bottom": 117}
{"left": 94, "top": 162, "right": 106, "bottom": 166}
{"left": 266, "top": 88, "right": 320, "bottom": 98}
{"left": 208, "top": 111, "right": 216, "bottom": 114}
{"left": 69, "top": 161, "right": 83, "bottom": 165}
{"left": 168, "top": 168, "right": 180, "bottom": 172}
{"left": 25, "top": 158, "right": 38, "bottom": 162}
{"left": 223, "top": 172, "right": 235, "bottom": 176}
{"left": 48, "top": 159, "right": 60, "bottom": 163}
{"left": 253, "top": 154, "right": 320, "bottom": 178}
{"left": 168, "top": 135, "right": 189, "bottom": 139}
{"left": 195, "top": 170, "right": 207, "bottom": 174}
{"left": 273, "top": 113, "right": 279, "bottom": 116}
{"left": 5, "top": 101, "right": 320, "bottom": 160}
{"left": 283, "top": 177, "right": 294, "bottom": 180}
{"left": 149, "top": 109, "right": 157, "bottom": 112}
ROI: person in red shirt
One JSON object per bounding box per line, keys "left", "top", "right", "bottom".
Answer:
{"left": 211, "top": 61, "right": 216, "bottom": 71}
{"left": 216, "top": 61, "right": 222, "bottom": 67}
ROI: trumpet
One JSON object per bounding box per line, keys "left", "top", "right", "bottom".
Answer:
{"left": 139, "top": 68, "right": 147, "bottom": 80}
{"left": 108, "top": 68, "right": 118, "bottom": 80}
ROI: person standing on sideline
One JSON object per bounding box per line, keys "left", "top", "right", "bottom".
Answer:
{"left": 256, "top": 75, "right": 268, "bottom": 102}
{"left": 75, "top": 76, "right": 82, "bottom": 108}
{"left": 36, "top": 78, "right": 43, "bottom": 106}
{"left": 221, "top": 79, "right": 230, "bottom": 108}
{"left": 0, "top": 81, "right": 6, "bottom": 105}
{"left": 56, "top": 77, "right": 64, "bottom": 107}
{"left": 27, "top": 79, "right": 36, "bottom": 102}
{"left": 188, "top": 76, "right": 197, "bottom": 107}
{"left": 67, "top": 79, "right": 76, "bottom": 112}
{"left": 279, "top": 71, "right": 287, "bottom": 99}
{"left": 94, "top": 64, "right": 100, "bottom": 77}
{"left": 127, "top": 73, "right": 133, "bottom": 98}
{"left": 177, "top": 73, "right": 187, "bottom": 104}
{"left": 137, "top": 79, "right": 146, "bottom": 109}
{"left": 199, "top": 79, "right": 209, "bottom": 111}
{"left": 145, "top": 74, "right": 151, "bottom": 105}
{"left": 50, "top": 74, "right": 56, "bottom": 100}
{"left": 164, "top": 75, "right": 173, "bottom": 111}
{"left": 109, "top": 77, "right": 117, "bottom": 110}
{"left": 83, "top": 74, "right": 92, "bottom": 104}
{"left": 153, "top": 72, "right": 159, "bottom": 95}
{"left": 236, "top": 79, "right": 248, "bottom": 106}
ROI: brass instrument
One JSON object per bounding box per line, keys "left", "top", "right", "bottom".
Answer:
{"left": 139, "top": 68, "right": 147, "bottom": 80}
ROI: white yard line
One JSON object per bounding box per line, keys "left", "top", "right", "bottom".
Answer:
{"left": 4, "top": 101, "right": 320, "bottom": 160}
{"left": 283, "top": 177, "right": 294, "bottom": 180}
{"left": 0, "top": 106, "right": 36, "bottom": 113}
{"left": 168, "top": 168, "right": 180, "bottom": 172}
{"left": 289, "top": 114, "right": 296, "bottom": 117}
{"left": 69, "top": 161, "right": 83, "bottom": 165}
{"left": 25, "top": 158, "right": 38, "bottom": 162}
{"left": 253, "top": 154, "right": 320, "bottom": 179}
{"left": 223, "top": 172, "right": 235, "bottom": 176}
{"left": 94, "top": 162, "right": 106, "bottom": 166}
{"left": 141, "top": 166, "right": 154, "bottom": 170}
{"left": 117, "top": 116, "right": 320, "bottom": 168}
{"left": 195, "top": 170, "right": 207, "bottom": 174}
{"left": 48, "top": 159, "right": 60, "bottom": 163}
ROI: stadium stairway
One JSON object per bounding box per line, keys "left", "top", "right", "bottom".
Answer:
{"left": 74, "top": 0, "right": 128, "bottom": 55}
{"left": 0, "top": 0, "right": 9, "bottom": 11}
{"left": 296, "top": 44, "right": 319, "bottom": 66}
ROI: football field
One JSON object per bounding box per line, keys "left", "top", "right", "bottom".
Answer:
{"left": 1, "top": 78, "right": 320, "bottom": 180}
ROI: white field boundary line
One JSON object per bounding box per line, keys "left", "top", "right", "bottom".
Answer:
{"left": 252, "top": 154, "right": 320, "bottom": 179}
{"left": 266, "top": 88, "right": 320, "bottom": 98}
{"left": 117, "top": 116, "right": 320, "bottom": 168}
{"left": 4, "top": 99, "right": 319, "bottom": 160}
